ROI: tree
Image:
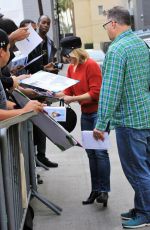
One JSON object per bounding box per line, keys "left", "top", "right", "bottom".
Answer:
{"left": 58, "top": 0, "right": 76, "bottom": 35}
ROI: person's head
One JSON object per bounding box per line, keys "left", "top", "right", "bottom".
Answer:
{"left": 103, "top": 6, "right": 131, "bottom": 41}
{"left": 0, "top": 17, "right": 18, "bottom": 35}
{"left": 19, "top": 19, "right": 37, "bottom": 30}
{"left": 0, "top": 29, "right": 10, "bottom": 68}
{"left": 68, "top": 48, "right": 89, "bottom": 65}
{"left": 60, "top": 36, "right": 88, "bottom": 65}
{"left": 38, "top": 15, "right": 51, "bottom": 35}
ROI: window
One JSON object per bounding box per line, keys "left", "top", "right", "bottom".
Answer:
{"left": 98, "top": 5, "right": 103, "bottom": 15}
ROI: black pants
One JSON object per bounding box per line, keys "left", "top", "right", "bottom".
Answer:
{"left": 33, "top": 125, "right": 46, "bottom": 157}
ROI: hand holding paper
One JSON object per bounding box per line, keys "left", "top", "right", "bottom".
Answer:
{"left": 82, "top": 131, "right": 110, "bottom": 149}
{"left": 93, "top": 128, "right": 105, "bottom": 141}
{"left": 15, "top": 24, "right": 43, "bottom": 56}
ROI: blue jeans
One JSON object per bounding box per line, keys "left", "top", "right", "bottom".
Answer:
{"left": 115, "top": 127, "right": 150, "bottom": 216}
{"left": 81, "top": 112, "right": 110, "bottom": 192}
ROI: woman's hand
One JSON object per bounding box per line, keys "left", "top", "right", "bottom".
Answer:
{"left": 63, "top": 95, "right": 75, "bottom": 104}
{"left": 17, "top": 74, "right": 31, "bottom": 80}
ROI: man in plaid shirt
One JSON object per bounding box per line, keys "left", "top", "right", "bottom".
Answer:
{"left": 93, "top": 6, "right": 150, "bottom": 229}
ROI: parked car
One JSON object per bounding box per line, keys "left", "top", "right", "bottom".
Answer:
{"left": 86, "top": 49, "right": 105, "bottom": 68}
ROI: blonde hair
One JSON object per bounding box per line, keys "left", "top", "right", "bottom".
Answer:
{"left": 69, "top": 48, "right": 89, "bottom": 64}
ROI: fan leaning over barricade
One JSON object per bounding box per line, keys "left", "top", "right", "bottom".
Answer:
{"left": 19, "top": 17, "right": 59, "bottom": 169}
{"left": 0, "top": 29, "right": 44, "bottom": 120}
{"left": 0, "top": 16, "right": 37, "bottom": 97}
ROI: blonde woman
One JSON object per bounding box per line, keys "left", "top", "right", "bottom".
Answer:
{"left": 56, "top": 36, "right": 110, "bottom": 207}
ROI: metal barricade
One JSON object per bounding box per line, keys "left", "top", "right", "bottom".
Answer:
{"left": 0, "top": 112, "right": 36, "bottom": 230}
{"left": 0, "top": 112, "right": 62, "bottom": 230}
{"left": 0, "top": 150, "right": 7, "bottom": 230}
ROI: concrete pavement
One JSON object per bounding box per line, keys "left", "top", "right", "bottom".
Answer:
{"left": 32, "top": 102, "right": 148, "bottom": 230}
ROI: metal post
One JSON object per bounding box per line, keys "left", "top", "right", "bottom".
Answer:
{"left": 0, "top": 128, "right": 16, "bottom": 230}
{"left": 38, "top": 0, "right": 44, "bottom": 15}
{"left": 32, "top": 190, "right": 62, "bottom": 215}
{"left": 0, "top": 152, "right": 8, "bottom": 230}
{"left": 50, "top": 0, "right": 61, "bottom": 62}
{"left": 27, "top": 121, "right": 62, "bottom": 215}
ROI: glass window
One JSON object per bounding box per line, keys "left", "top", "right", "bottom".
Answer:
{"left": 98, "top": 5, "right": 103, "bottom": 15}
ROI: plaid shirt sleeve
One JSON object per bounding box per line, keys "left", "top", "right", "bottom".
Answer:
{"left": 96, "top": 50, "right": 126, "bottom": 131}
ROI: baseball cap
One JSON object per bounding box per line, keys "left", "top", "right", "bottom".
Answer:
{"left": 0, "top": 29, "right": 9, "bottom": 48}
{"left": 60, "top": 36, "right": 82, "bottom": 57}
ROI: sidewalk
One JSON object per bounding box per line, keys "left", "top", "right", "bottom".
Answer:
{"left": 32, "top": 103, "right": 147, "bottom": 230}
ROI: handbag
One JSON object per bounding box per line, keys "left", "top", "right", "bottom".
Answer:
{"left": 58, "top": 99, "right": 77, "bottom": 133}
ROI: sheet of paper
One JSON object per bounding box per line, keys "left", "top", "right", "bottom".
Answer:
{"left": 11, "top": 54, "right": 44, "bottom": 71}
{"left": 20, "top": 70, "right": 79, "bottom": 92}
{"left": 143, "top": 38, "right": 150, "bottom": 47}
{"left": 81, "top": 131, "right": 110, "bottom": 149}
{"left": 15, "top": 24, "right": 43, "bottom": 55}
{"left": 11, "top": 53, "right": 28, "bottom": 68}
{"left": 25, "top": 54, "right": 44, "bottom": 67}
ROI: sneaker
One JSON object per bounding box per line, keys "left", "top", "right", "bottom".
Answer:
{"left": 121, "top": 209, "right": 136, "bottom": 220}
{"left": 122, "top": 215, "right": 150, "bottom": 229}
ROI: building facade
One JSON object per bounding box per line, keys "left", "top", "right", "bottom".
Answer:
{"left": 72, "top": 0, "right": 150, "bottom": 50}
{"left": 0, "top": 0, "right": 53, "bottom": 37}
{"left": 73, "top": 0, "right": 128, "bottom": 49}
{"left": 1, "top": 0, "right": 150, "bottom": 51}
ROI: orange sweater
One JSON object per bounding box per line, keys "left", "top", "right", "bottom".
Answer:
{"left": 64, "top": 58, "right": 102, "bottom": 113}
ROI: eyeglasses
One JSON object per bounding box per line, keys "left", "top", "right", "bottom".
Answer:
{"left": 103, "top": 20, "right": 112, "bottom": 29}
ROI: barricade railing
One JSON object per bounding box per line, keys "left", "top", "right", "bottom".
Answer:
{"left": 0, "top": 111, "right": 62, "bottom": 230}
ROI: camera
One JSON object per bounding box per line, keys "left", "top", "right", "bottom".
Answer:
{"left": 53, "top": 62, "right": 63, "bottom": 70}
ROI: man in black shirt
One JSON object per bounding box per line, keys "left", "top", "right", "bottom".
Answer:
{"left": 21, "top": 18, "right": 58, "bottom": 168}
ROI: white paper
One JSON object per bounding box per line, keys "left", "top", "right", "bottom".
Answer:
{"left": 25, "top": 54, "right": 44, "bottom": 67}
{"left": 82, "top": 131, "right": 110, "bottom": 149}
{"left": 11, "top": 54, "right": 28, "bottom": 68}
{"left": 11, "top": 54, "right": 44, "bottom": 70}
{"left": 143, "top": 38, "right": 150, "bottom": 47}
{"left": 44, "top": 106, "right": 66, "bottom": 121}
{"left": 20, "top": 70, "right": 79, "bottom": 92}
{"left": 15, "top": 24, "right": 43, "bottom": 56}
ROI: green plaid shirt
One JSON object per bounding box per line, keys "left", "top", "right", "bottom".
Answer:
{"left": 96, "top": 29, "right": 150, "bottom": 131}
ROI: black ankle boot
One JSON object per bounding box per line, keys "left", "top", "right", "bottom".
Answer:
{"left": 82, "top": 191, "right": 99, "bottom": 205}
{"left": 96, "top": 192, "right": 108, "bottom": 207}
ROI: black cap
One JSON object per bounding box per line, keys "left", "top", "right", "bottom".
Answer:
{"left": 60, "top": 36, "right": 82, "bottom": 56}
{"left": 0, "top": 18, "right": 18, "bottom": 35}
{"left": 0, "top": 29, "right": 9, "bottom": 48}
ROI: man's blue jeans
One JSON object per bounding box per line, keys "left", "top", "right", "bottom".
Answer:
{"left": 81, "top": 112, "right": 110, "bottom": 192}
{"left": 115, "top": 127, "right": 150, "bottom": 216}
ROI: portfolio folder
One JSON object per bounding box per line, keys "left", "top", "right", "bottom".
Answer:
{"left": 20, "top": 70, "right": 79, "bottom": 93}
{"left": 12, "top": 89, "right": 82, "bottom": 151}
